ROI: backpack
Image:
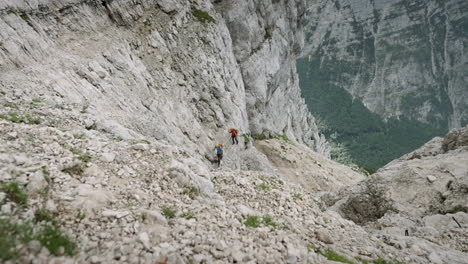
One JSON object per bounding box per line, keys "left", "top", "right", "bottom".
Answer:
{"left": 230, "top": 128, "right": 238, "bottom": 136}
{"left": 216, "top": 146, "right": 223, "bottom": 155}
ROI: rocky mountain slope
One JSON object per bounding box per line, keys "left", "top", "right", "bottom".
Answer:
{"left": 0, "top": 104, "right": 362, "bottom": 263}
{"left": 302, "top": 0, "right": 468, "bottom": 129}
{"left": 0, "top": 0, "right": 329, "bottom": 162}
{"left": 1, "top": 90, "right": 467, "bottom": 263}
{"left": 324, "top": 126, "right": 468, "bottom": 264}
{"left": 1, "top": 0, "right": 468, "bottom": 263}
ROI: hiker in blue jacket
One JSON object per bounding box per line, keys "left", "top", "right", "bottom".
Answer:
{"left": 214, "top": 144, "right": 223, "bottom": 167}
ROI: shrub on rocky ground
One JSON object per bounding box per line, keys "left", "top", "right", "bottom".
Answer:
{"left": 3, "top": 182, "right": 28, "bottom": 206}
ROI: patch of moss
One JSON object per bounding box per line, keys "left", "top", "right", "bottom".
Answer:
{"left": 192, "top": 9, "right": 216, "bottom": 24}
{"left": 6, "top": 9, "right": 19, "bottom": 16}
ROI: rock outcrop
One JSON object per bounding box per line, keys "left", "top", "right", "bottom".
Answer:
{"left": 302, "top": 0, "right": 468, "bottom": 129}
{"left": 325, "top": 125, "right": 468, "bottom": 263}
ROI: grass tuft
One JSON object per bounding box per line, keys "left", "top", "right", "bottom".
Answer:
{"left": 293, "top": 193, "right": 303, "bottom": 200}
{"left": 244, "top": 215, "right": 260, "bottom": 228}
{"left": 161, "top": 206, "right": 177, "bottom": 219}
{"left": 274, "top": 134, "right": 290, "bottom": 142}
{"left": 262, "top": 216, "right": 277, "bottom": 229}
{"left": 180, "top": 212, "right": 197, "bottom": 220}
{"left": 257, "top": 183, "right": 270, "bottom": 191}
{"left": 2, "top": 182, "right": 28, "bottom": 206}
{"left": 318, "top": 249, "right": 353, "bottom": 264}
{"left": 183, "top": 185, "right": 201, "bottom": 199}
{"left": 0, "top": 216, "right": 76, "bottom": 262}
{"left": 34, "top": 209, "right": 58, "bottom": 226}
{"left": 0, "top": 112, "right": 41, "bottom": 124}
{"left": 36, "top": 224, "right": 76, "bottom": 256}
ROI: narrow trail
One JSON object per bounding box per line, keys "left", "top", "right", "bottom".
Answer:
{"left": 211, "top": 135, "right": 247, "bottom": 171}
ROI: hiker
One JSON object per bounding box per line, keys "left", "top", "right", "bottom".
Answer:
{"left": 229, "top": 128, "right": 239, "bottom": 145}
{"left": 243, "top": 133, "right": 250, "bottom": 149}
{"left": 214, "top": 144, "right": 223, "bottom": 167}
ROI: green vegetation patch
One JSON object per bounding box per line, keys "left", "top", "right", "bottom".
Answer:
{"left": 192, "top": 9, "right": 216, "bottom": 24}
{"left": 6, "top": 9, "right": 19, "bottom": 16}
{"left": 0, "top": 215, "right": 76, "bottom": 262}
{"left": 318, "top": 249, "right": 354, "bottom": 264}
{"left": 3, "top": 102, "right": 18, "bottom": 109}
{"left": 61, "top": 163, "right": 86, "bottom": 175}
{"left": 73, "top": 133, "right": 87, "bottom": 140}
{"left": 253, "top": 134, "right": 268, "bottom": 140}
{"left": 36, "top": 224, "right": 76, "bottom": 256}
{"left": 161, "top": 206, "right": 177, "bottom": 219}
{"left": 0, "top": 112, "right": 41, "bottom": 125}
{"left": 293, "top": 193, "right": 303, "bottom": 200}
{"left": 180, "top": 212, "right": 197, "bottom": 220}
{"left": 256, "top": 183, "right": 271, "bottom": 191}
{"left": 252, "top": 133, "right": 290, "bottom": 142}
{"left": 31, "top": 98, "right": 45, "bottom": 104}
{"left": 68, "top": 147, "right": 92, "bottom": 164}
{"left": 182, "top": 185, "right": 201, "bottom": 199}
{"left": 296, "top": 57, "right": 447, "bottom": 170}
{"left": 34, "top": 209, "right": 58, "bottom": 225}
{"left": 274, "top": 134, "right": 290, "bottom": 142}
{"left": 244, "top": 215, "right": 260, "bottom": 228}
{"left": 244, "top": 215, "right": 278, "bottom": 229}
{"left": 262, "top": 215, "right": 277, "bottom": 229}
{"left": 2, "top": 182, "right": 28, "bottom": 206}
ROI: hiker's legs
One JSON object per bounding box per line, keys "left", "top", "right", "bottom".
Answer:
{"left": 231, "top": 136, "right": 235, "bottom": 144}
{"left": 235, "top": 137, "right": 238, "bottom": 144}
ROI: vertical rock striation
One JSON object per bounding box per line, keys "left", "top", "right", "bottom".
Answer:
{"left": 303, "top": 0, "right": 468, "bottom": 129}
{"left": 216, "top": 0, "right": 329, "bottom": 155}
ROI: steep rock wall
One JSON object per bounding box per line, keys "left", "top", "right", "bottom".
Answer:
{"left": 0, "top": 0, "right": 329, "bottom": 160}
{"left": 216, "top": 0, "right": 328, "bottom": 154}
{"left": 303, "top": 0, "right": 468, "bottom": 129}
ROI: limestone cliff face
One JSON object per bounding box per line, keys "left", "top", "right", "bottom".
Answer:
{"left": 0, "top": 0, "right": 329, "bottom": 158}
{"left": 216, "top": 0, "right": 328, "bottom": 154}
{"left": 303, "top": 0, "right": 468, "bottom": 129}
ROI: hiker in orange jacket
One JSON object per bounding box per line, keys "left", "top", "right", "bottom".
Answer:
{"left": 229, "top": 128, "right": 239, "bottom": 145}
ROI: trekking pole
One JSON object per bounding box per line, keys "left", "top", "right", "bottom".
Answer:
{"left": 452, "top": 216, "right": 462, "bottom": 228}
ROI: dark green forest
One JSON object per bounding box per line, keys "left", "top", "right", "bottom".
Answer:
{"left": 297, "top": 58, "right": 447, "bottom": 170}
